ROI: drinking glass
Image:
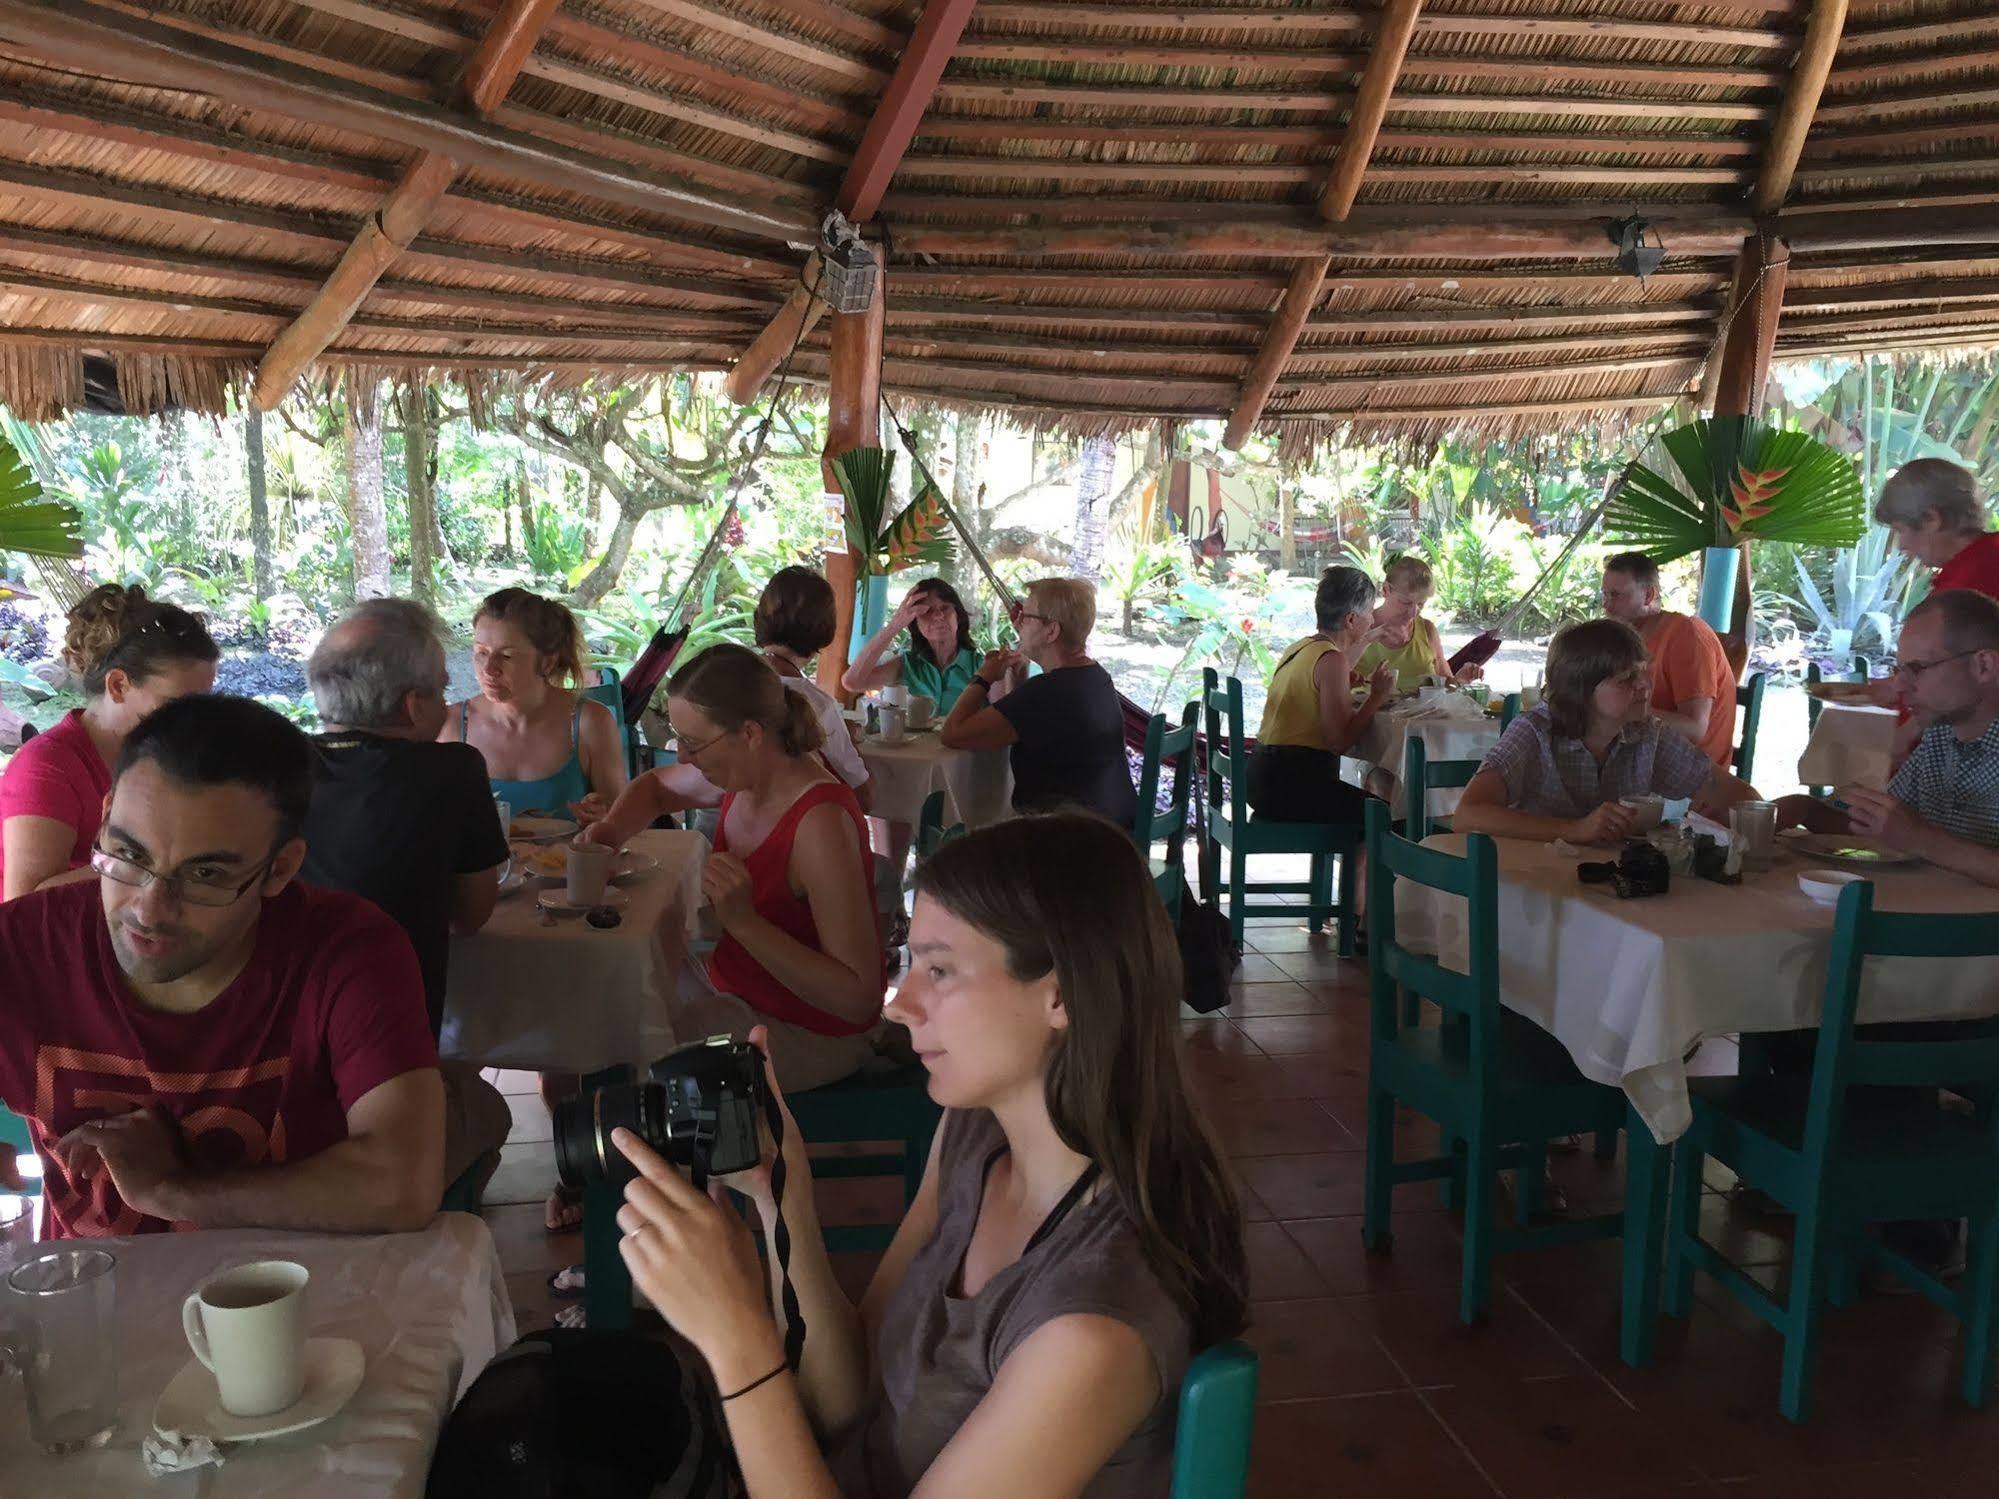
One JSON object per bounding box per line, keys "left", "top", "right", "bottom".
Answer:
{"left": 0, "top": 1194, "right": 32, "bottom": 1254}
{"left": 3, "top": 1247, "right": 118, "bottom": 1454}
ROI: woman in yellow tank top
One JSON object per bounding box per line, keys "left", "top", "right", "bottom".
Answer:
{"left": 1353, "top": 555, "right": 1484, "bottom": 693}
{"left": 1248, "top": 566, "right": 1398, "bottom": 823}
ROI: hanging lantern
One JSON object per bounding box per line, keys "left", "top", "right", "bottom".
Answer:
{"left": 817, "top": 210, "right": 879, "bottom": 314}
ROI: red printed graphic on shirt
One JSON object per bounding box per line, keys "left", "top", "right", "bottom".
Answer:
{"left": 34, "top": 1047, "right": 292, "bottom": 1237}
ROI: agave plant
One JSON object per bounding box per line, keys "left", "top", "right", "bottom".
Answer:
{"left": 1603, "top": 416, "right": 1866, "bottom": 565}
{"left": 0, "top": 430, "right": 84, "bottom": 561}
{"left": 828, "top": 447, "right": 952, "bottom": 577}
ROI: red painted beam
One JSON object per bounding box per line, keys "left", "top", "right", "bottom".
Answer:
{"left": 838, "top": 0, "right": 981, "bottom": 221}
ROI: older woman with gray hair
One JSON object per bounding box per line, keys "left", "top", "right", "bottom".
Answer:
{"left": 1877, "top": 458, "right": 1999, "bottom": 602}
{"left": 301, "top": 597, "right": 510, "bottom": 1037}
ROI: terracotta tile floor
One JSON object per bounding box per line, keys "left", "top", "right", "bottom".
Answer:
{"left": 477, "top": 899, "right": 1998, "bottom": 1498}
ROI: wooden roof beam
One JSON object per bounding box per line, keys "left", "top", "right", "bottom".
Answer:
{"left": 931, "top": 81, "right": 1769, "bottom": 119}
{"left": 0, "top": 0, "right": 812, "bottom": 243}
{"left": 963, "top": 6, "right": 1794, "bottom": 49}
{"left": 251, "top": 0, "right": 564, "bottom": 408}
{"left": 1227, "top": 0, "right": 1422, "bottom": 449}
{"left": 1751, "top": 0, "right": 1848, "bottom": 212}
{"left": 724, "top": 0, "right": 980, "bottom": 405}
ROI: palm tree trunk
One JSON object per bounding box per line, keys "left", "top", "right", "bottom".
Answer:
{"left": 401, "top": 382, "right": 438, "bottom": 605}
{"left": 343, "top": 388, "right": 391, "bottom": 601}
{"left": 244, "top": 402, "right": 273, "bottom": 603}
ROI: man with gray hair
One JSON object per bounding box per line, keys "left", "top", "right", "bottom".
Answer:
{"left": 1780, "top": 588, "right": 1999, "bottom": 886}
{"left": 302, "top": 598, "right": 509, "bottom": 1033}
{"left": 1876, "top": 458, "right": 1999, "bottom": 601}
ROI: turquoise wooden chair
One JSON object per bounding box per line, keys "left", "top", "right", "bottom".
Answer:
{"left": 1804, "top": 660, "right": 1871, "bottom": 797}
{"left": 915, "top": 789, "right": 963, "bottom": 860}
{"left": 1, "top": 1105, "right": 40, "bottom": 1199}
{"left": 583, "top": 665, "right": 643, "bottom": 780}
{"left": 1395, "top": 738, "right": 1486, "bottom": 1027}
{"left": 1732, "top": 670, "right": 1768, "bottom": 783}
{"left": 1197, "top": 669, "right": 1360, "bottom": 953}
{"left": 1499, "top": 692, "right": 1522, "bottom": 729}
{"left": 1135, "top": 703, "right": 1199, "bottom": 927}
{"left": 787, "top": 1063, "right": 943, "bottom": 1255}
{"left": 1360, "top": 800, "right": 1631, "bottom": 1323}
{"left": 1170, "top": 1341, "right": 1258, "bottom": 1499}
{"left": 1662, "top": 879, "right": 1999, "bottom": 1421}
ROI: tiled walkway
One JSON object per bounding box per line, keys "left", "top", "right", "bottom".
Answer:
{"left": 479, "top": 908, "right": 1998, "bottom": 1498}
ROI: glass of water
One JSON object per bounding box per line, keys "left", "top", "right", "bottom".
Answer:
{"left": 4, "top": 1247, "right": 118, "bottom": 1454}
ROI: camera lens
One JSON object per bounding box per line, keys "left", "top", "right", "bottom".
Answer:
{"left": 552, "top": 1081, "right": 660, "bottom": 1191}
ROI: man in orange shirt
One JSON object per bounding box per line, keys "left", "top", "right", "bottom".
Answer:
{"left": 1601, "top": 552, "right": 1739, "bottom": 767}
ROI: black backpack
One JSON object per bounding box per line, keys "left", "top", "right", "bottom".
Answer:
{"left": 426, "top": 1328, "right": 734, "bottom": 1499}
{"left": 1175, "top": 839, "right": 1241, "bottom": 1015}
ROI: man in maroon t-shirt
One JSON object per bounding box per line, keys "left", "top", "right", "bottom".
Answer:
{"left": 0, "top": 694, "right": 443, "bottom": 1239}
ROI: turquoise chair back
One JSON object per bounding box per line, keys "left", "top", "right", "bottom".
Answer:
{"left": 1733, "top": 670, "right": 1768, "bottom": 782}
{"left": 1803, "top": 659, "right": 1871, "bottom": 796}
{"left": 1170, "top": 1341, "right": 1258, "bottom": 1499}
{"left": 1, "top": 1104, "right": 40, "bottom": 1198}
{"left": 583, "top": 666, "right": 641, "bottom": 779}
{"left": 1401, "top": 736, "right": 1482, "bottom": 842}
{"left": 1499, "top": 692, "right": 1521, "bottom": 728}
{"left": 1199, "top": 669, "right": 1253, "bottom": 831}
{"left": 1136, "top": 704, "right": 1200, "bottom": 923}
{"left": 1367, "top": 799, "right": 1501, "bottom": 1045}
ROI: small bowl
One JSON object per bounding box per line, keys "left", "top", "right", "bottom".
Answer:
{"left": 1797, "top": 868, "right": 1866, "bottom": 905}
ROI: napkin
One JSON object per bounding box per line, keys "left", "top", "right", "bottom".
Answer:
{"left": 143, "top": 1429, "right": 228, "bottom": 1477}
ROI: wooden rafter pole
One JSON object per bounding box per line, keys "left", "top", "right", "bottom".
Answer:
{"left": 1225, "top": 0, "right": 1424, "bottom": 449}
{"left": 819, "top": 272, "right": 885, "bottom": 698}
{"left": 252, "top": 0, "right": 563, "bottom": 407}
{"left": 1751, "top": 0, "right": 1850, "bottom": 214}
{"left": 724, "top": 0, "right": 981, "bottom": 405}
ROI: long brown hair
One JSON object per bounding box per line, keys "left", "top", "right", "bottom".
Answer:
{"left": 63, "top": 583, "right": 218, "bottom": 697}
{"left": 475, "top": 587, "right": 586, "bottom": 689}
{"left": 903, "top": 577, "right": 976, "bottom": 666}
{"left": 915, "top": 815, "right": 1249, "bottom": 1347}
{"left": 666, "top": 642, "right": 823, "bottom": 758}
{"left": 1545, "top": 616, "right": 1647, "bottom": 738}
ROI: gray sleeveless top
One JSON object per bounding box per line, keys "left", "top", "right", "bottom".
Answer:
{"left": 828, "top": 1107, "right": 1192, "bottom": 1497}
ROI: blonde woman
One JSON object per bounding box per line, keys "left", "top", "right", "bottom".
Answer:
{"left": 940, "top": 577, "right": 1137, "bottom": 828}
{"left": 1, "top": 584, "right": 217, "bottom": 900}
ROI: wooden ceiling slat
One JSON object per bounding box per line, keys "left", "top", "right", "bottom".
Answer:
{"left": 892, "top": 157, "right": 1745, "bottom": 186}
{"left": 1816, "top": 82, "right": 1999, "bottom": 124}
{"left": 911, "top": 121, "right": 1761, "bottom": 155}
{"left": 612, "top": 0, "right": 889, "bottom": 84}
{"left": 1827, "top": 44, "right": 1999, "bottom": 92}
{"left": 1837, "top": 15, "right": 1997, "bottom": 51}
{"left": 930, "top": 82, "right": 1771, "bottom": 119}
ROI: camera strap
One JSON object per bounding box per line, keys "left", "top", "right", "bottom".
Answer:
{"left": 762, "top": 1086, "right": 806, "bottom": 1371}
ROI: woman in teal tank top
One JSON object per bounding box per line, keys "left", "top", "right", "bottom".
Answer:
{"left": 840, "top": 576, "right": 982, "bottom": 711}
{"left": 441, "top": 588, "right": 627, "bottom": 825}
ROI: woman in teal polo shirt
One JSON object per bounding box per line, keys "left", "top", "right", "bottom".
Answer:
{"left": 842, "top": 577, "right": 983, "bottom": 710}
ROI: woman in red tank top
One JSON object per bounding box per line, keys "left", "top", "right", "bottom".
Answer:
{"left": 664, "top": 644, "right": 884, "bottom": 1091}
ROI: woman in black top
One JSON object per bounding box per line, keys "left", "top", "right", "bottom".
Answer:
{"left": 938, "top": 577, "right": 1137, "bottom": 830}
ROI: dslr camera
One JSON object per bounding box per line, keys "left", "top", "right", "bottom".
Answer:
{"left": 553, "top": 1036, "right": 766, "bottom": 1191}
{"left": 1577, "top": 837, "right": 1671, "bottom": 899}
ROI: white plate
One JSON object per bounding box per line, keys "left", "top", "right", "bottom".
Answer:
{"left": 1789, "top": 833, "right": 1918, "bottom": 868}
{"left": 510, "top": 846, "right": 657, "bottom": 883}
{"left": 153, "top": 1337, "right": 364, "bottom": 1444}
{"left": 508, "top": 816, "right": 578, "bottom": 844}
{"left": 535, "top": 887, "right": 632, "bottom": 915}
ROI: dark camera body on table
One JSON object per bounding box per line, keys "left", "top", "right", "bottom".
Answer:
{"left": 1578, "top": 839, "right": 1672, "bottom": 899}
{"left": 553, "top": 1036, "right": 765, "bottom": 1190}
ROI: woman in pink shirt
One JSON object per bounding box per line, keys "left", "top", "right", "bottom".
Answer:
{"left": 0, "top": 584, "right": 218, "bottom": 900}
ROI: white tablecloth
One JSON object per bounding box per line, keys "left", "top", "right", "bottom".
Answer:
{"left": 0, "top": 1214, "right": 513, "bottom": 1498}
{"left": 1396, "top": 835, "right": 1999, "bottom": 1143}
{"left": 1797, "top": 699, "right": 1898, "bottom": 790}
{"left": 440, "top": 828, "right": 705, "bottom": 1074}
{"left": 859, "top": 731, "right": 1013, "bottom": 829}
{"left": 1342, "top": 701, "right": 1504, "bottom": 820}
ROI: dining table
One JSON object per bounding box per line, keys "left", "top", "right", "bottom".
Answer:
{"left": 1797, "top": 698, "right": 1899, "bottom": 790}
{"left": 0, "top": 1213, "right": 513, "bottom": 1497}
{"left": 1340, "top": 694, "right": 1504, "bottom": 821}
{"left": 439, "top": 827, "right": 707, "bottom": 1075}
{"left": 1393, "top": 827, "right": 1999, "bottom": 1367}
{"left": 857, "top": 727, "right": 1013, "bottom": 829}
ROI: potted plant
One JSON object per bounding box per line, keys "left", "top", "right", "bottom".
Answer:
{"left": 828, "top": 446, "right": 952, "bottom": 639}
{"left": 1603, "top": 416, "right": 1866, "bottom": 633}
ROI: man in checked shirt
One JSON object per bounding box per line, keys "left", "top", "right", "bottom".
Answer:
{"left": 1779, "top": 588, "right": 1999, "bottom": 886}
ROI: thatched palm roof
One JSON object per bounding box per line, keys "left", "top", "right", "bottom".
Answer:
{"left": 0, "top": 0, "right": 1991, "bottom": 440}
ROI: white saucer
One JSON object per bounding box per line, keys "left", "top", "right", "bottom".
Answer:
{"left": 536, "top": 887, "right": 632, "bottom": 915}
{"left": 153, "top": 1337, "right": 365, "bottom": 1444}
{"left": 611, "top": 851, "right": 658, "bottom": 884}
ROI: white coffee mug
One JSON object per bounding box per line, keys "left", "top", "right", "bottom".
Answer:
{"left": 878, "top": 705, "right": 908, "bottom": 746}
{"left": 567, "top": 839, "right": 612, "bottom": 906}
{"left": 880, "top": 684, "right": 909, "bottom": 710}
{"left": 182, "top": 1260, "right": 308, "bottom": 1417}
{"left": 1621, "top": 794, "right": 1665, "bottom": 832}
{"left": 907, "top": 694, "right": 935, "bottom": 730}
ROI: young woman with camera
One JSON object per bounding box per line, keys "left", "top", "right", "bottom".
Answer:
{"left": 608, "top": 814, "right": 1248, "bottom": 1498}
{"left": 1451, "top": 616, "right": 1761, "bottom": 845}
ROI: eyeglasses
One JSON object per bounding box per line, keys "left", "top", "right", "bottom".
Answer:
{"left": 1895, "top": 649, "right": 1981, "bottom": 680}
{"left": 1017, "top": 610, "right": 1052, "bottom": 624}
{"left": 90, "top": 842, "right": 280, "bottom": 908}
{"left": 673, "top": 725, "right": 738, "bottom": 759}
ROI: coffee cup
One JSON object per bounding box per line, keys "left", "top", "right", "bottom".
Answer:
{"left": 878, "top": 705, "right": 908, "bottom": 746}
{"left": 181, "top": 1260, "right": 308, "bottom": 1417}
{"left": 907, "top": 694, "right": 935, "bottom": 730}
{"left": 1621, "top": 794, "right": 1665, "bottom": 832}
{"left": 566, "top": 839, "right": 612, "bottom": 906}
{"left": 1731, "top": 799, "right": 1778, "bottom": 860}
{"left": 880, "top": 684, "right": 908, "bottom": 710}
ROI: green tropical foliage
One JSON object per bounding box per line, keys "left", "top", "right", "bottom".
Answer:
{"left": 0, "top": 430, "right": 83, "bottom": 560}
{"left": 1605, "top": 417, "right": 1866, "bottom": 564}
{"left": 830, "top": 447, "right": 953, "bottom": 576}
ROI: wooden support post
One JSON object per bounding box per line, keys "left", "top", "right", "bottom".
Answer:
{"left": 1226, "top": 0, "right": 1422, "bottom": 448}
{"left": 820, "top": 271, "right": 885, "bottom": 699}
{"left": 1709, "top": 234, "right": 1790, "bottom": 676}
{"left": 725, "top": 0, "right": 980, "bottom": 405}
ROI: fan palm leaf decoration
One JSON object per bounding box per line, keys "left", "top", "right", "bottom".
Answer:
{"left": 0, "top": 430, "right": 83, "bottom": 560}
{"left": 830, "top": 447, "right": 954, "bottom": 577}
{"left": 1604, "top": 416, "right": 1866, "bottom": 565}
